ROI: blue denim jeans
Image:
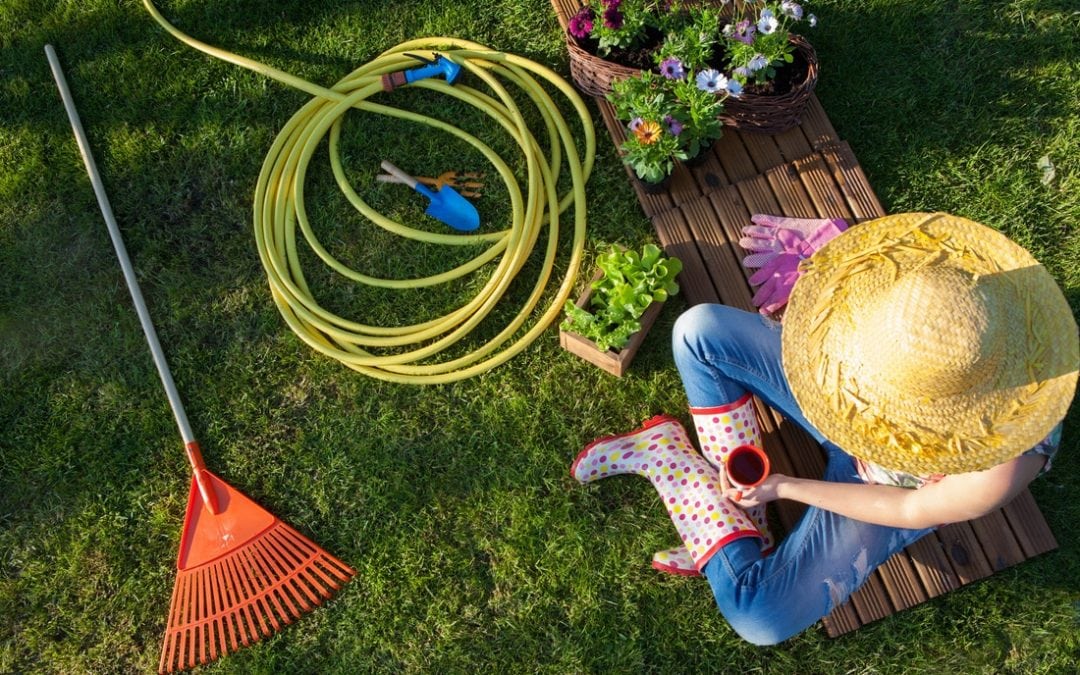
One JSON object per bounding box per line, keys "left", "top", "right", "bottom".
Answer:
{"left": 671, "top": 304, "right": 933, "bottom": 645}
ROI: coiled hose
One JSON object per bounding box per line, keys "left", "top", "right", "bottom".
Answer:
{"left": 143, "top": 1, "right": 595, "bottom": 384}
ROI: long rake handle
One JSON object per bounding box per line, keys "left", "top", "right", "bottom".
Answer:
{"left": 46, "top": 44, "right": 219, "bottom": 512}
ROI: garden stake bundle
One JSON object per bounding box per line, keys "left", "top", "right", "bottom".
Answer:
{"left": 45, "top": 45, "right": 355, "bottom": 674}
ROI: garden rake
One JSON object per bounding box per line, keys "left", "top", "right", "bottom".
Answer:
{"left": 46, "top": 45, "right": 355, "bottom": 673}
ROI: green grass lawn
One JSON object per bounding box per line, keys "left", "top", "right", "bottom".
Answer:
{"left": 3, "top": 0, "right": 1079, "bottom": 672}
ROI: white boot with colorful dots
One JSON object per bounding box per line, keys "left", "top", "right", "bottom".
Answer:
{"left": 571, "top": 415, "right": 763, "bottom": 572}
{"left": 651, "top": 394, "right": 777, "bottom": 578}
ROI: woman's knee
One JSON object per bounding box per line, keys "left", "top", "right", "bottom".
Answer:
{"left": 724, "top": 610, "right": 798, "bottom": 646}
{"left": 672, "top": 304, "right": 733, "bottom": 357}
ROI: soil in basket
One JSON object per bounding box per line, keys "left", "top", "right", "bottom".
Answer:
{"left": 708, "top": 47, "right": 810, "bottom": 97}
{"left": 574, "top": 27, "right": 664, "bottom": 71}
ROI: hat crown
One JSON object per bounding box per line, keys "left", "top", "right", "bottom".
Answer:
{"left": 856, "top": 266, "right": 1002, "bottom": 398}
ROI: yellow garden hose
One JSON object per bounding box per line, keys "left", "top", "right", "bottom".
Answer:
{"left": 143, "top": 1, "right": 595, "bottom": 384}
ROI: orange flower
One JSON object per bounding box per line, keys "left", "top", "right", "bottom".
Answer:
{"left": 633, "top": 120, "right": 662, "bottom": 145}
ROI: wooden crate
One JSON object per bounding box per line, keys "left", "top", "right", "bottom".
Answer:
{"left": 559, "top": 269, "right": 667, "bottom": 377}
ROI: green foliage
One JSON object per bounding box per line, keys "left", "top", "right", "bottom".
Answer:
{"left": 608, "top": 68, "right": 724, "bottom": 175}
{"left": 669, "top": 78, "right": 725, "bottom": 159}
{"left": 561, "top": 244, "right": 682, "bottom": 351}
{"left": 724, "top": 1, "right": 817, "bottom": 85}
{"left": 654, "top": 5, "right": 721, "bottom": 72}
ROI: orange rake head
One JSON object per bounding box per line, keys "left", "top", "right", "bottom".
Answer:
{"left": 159, "top": 469, "right": 355, "bottom": 674}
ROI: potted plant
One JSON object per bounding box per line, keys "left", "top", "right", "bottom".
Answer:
{"left": 558, "top": 1, "right": 820, "bottom": 134}
{"left": 564, "top": 0, "right": 663, "bottom": 96}
{"left": 717, "top": 1, "right": 820, "bottom": 133}
{"left": 559, "top": 243, "right": 683, "bottom": 376}
{"left": 608, "top": 65, "right": 728, "bottom": 185}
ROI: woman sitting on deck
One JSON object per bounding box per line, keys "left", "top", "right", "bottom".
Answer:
{"left": 571, "top": 212, "right": 1078, "bottom": 645}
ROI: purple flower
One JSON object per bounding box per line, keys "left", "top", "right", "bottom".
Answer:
{"left": 781, "top": 1, "right": 803, "bottom": 20}
{"left": 603, "top": 7, "right": 624, "bottom": 30}
{"left": 660, "top": 57, "right": 686, "bottom": 80}
{"left": 568, "top": 7, "right": 594, "bottom": 39}
{"left": 748, "top": 53, "right": 768, "bottom": 71}
{"left": 602, "top": 0, "right": 622, "bottom": 7}
{"left": 733, "top": 66, "right": 751, "bottom": 79}
{"left": 664, "top": 115, "right": 684, "bottom": 136}
{"left": 732, "top": 20, "right": 756, "bottom": 45}
{"left": 695, "top": 68, "right": 727, "bottom": 93}
{"left": 629, "top": 117, "right": 644, "bottom": 132}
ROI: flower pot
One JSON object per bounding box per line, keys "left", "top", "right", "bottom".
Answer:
{"left": 680, "top": 143, "right": 714, "bottom": 168}
{"left": 634, "top": 173, "right": 672, "bottom": 194}
{"left": 720, "top": 34, "right": 819, "bottom": 134}
{"left": 558, "top": 269, "right": 666, "bottom": 377}
{"left": 565, "top": 35, "right": 643, "bottom": 97}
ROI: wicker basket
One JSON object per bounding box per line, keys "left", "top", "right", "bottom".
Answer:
{"left": 720, "top": 34, "right": 819, "bottom": 135}
{"left": 566, "top": 35, "right": 642, "bottom": 98}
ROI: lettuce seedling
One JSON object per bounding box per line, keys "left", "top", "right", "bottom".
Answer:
{"left": 561, "top": 244, "right": 682, "bottom": 352}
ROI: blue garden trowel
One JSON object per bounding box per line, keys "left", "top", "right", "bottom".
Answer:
{"left": 379, "top": 160, "right": 480, "bottom": 232}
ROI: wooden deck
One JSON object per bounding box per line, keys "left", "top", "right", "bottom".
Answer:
{"left": 551, "top": 0, "right": 1058, "bottom": 638}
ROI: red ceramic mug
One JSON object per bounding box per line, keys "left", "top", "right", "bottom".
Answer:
{"left": 725, "top": 444, "right": 771, "bottom": 498}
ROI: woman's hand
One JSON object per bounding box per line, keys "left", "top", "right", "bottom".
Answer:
{"left": 723, "top": 473, "right": 788, "bottom": 507}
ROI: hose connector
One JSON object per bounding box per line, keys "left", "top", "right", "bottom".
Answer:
{"left": 381, "top": 54, "right": 461, "bottom": 92}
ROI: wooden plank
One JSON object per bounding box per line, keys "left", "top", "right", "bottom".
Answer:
{"left": 799, "top": 94, "right": 841, "bottom": 149}
{"left": 688, "top": 147, "right": 732, "bottom": 194}
{"left": 877, "top": 552, "right": 927, "bottom": 612}
{"left": 821, "top": 598, "right": 862, "bottom": 638}
{"left": 846, "top": 573, "right": 895, "bottom": 627}
{"left": 1001, "top": 490, "right": 1058, "bottom": 557}
{"left": 732, "top": 172, "right": 784, "bottom": 219}
{"left": 819, "top": 142, "right": 886, "bottom": 220}
{"left": 906, "top": 532, "right": 962, "bottom": 598}
{"left": 793, "top": 153, "right": 849, "bottom": 216}
{"left": 651, "top": 209, "right": 719, "bottom": 304}
{"left": 714, "top": 132, "right": 760, "bottom": 184}
{"left": 550, "top": 0, "right": 581, "bottom": 29}
{"left": 765, "top": 162, "right": 820, "bottom": 220}
{"left": 705, "top": 182, "right": 757, "bottom": 289}
{"left": 678, "top": 197, "right": 754, "bottom": 309}
{"left": 935, "top": 521, "right": 995, "bottom": 585}
{"left": 668, "top": 162, "right": 705, "bottom": 208}
{"left": 737, "top": 131, "right": 787, "bottom": 174}
{"left": 771, "top": 122, "right": 815, "bottom": 164}
{"left": 969, "top": 509, "right": 1027, "bottom": 572}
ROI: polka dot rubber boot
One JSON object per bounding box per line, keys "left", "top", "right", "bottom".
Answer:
{"left": 571, "top": 414, "right": 763, "bottom": 571}
{"left": 691, "top": 393, "right": 775, "bottom": 555}
{"left": 651, "top": 547, "right": 698, "bottom": 576}
{"left": 651, "top": 502, "right": 772, "bottom": 576}
{"left": 649, "top": 395, "right": 778, "bottom": 577}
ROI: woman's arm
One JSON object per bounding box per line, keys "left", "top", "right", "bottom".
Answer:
{"left": 725, "top": 454, "right": 1046, "bottom": 530}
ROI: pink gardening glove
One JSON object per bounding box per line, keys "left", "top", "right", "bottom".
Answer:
{"left": 740, "top": 214, "right": 848, "bottom": 315}
{"left": 748, "top": 253, "right": 803, "bottom": 315}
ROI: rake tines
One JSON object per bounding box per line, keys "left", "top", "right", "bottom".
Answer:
{"left": 159, "top": 519, "right": 354, "bottom": 673}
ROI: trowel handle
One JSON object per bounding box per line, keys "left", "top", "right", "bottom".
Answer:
{"left": 379, "top": 161, "right": 417, "bottom": 189}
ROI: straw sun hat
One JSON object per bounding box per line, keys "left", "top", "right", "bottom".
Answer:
{"left": 782, "top": 212, "right": 1079, "bottom": 476}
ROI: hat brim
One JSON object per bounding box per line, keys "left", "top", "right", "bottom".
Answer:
{"left": 782, "top": 212, "right": 1079, "bottom": 475}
